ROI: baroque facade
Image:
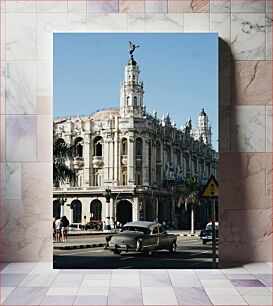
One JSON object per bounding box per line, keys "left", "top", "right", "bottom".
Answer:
{"left": 53, "top": 51, "right": 218, "bottom": 229}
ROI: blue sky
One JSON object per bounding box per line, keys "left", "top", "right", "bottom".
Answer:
{"left": 54, "top": 33, "right": 218, "bottom": 150}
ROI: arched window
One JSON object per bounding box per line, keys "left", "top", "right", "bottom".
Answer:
{"left": 90, "top": 200, "right": 102, "bottom": 220}
{"left": 74, "top": 137, "right": 83, "bottom": 157}
{"left": 126, "top": 96, "right": 130, "bottom": 105}
{"left": 121, "top": 138, "right": 128, "bottom": 155}
{"left": 93, "top": 136, "right": 102, "bottom": 156}
{"left": 134, "top": 96, "right": 137, "bottom": 106}
{"left": 95, "top": 173, "right": 102, "bottom": 186}
{"left": 136, "top": 138, "right": 143, "bottom": 156}
{"left": 71, "top": 200, "right": 82, "bottom": 223}
{"left": 156, "top": 141, "right": 161, "bottom": 162}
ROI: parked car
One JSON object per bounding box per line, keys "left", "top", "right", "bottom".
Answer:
{"left": 105, "top": 221, "right": 177, "bottom": 256}
{"left": 199, "top": 222, "right": 219, "bottom": 244}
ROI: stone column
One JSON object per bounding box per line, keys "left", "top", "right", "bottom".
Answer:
{"left": 142, "top": 137, "right": 149, "bottom": 186}
{"left": 133, "top": 197, "right": 140, "bottom": 221}
{"left": 60, "top": 204, "right": 64, "bottom": 218}
{"left": 114, "top": 118, "right": 119, "bottom": 186}
{"left": 69, "top": 206, "right": 73, "bottom": 224}
{"left": 104, "top": 137, "right": 112, "bottom": 185}
{"left": 83, "top": 134, "right": 91, "bottom": 187}
{"left": 127, "top": 135, "right": 135, "bottom": 185}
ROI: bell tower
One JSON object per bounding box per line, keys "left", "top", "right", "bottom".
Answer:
{"left": 197, "top": 108, "right": 212, "bottom": 145}
{"left": 120, "top": 42, "right": 145, "bottom": 118}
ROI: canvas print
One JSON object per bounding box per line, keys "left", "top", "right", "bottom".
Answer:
{"left": 53, "top": 33, "right": 219, "bottom": 269}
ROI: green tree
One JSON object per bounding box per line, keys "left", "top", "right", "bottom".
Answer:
{"left": 176, "top": 175, "right": 201, "bottom": 234}
{"left": 53, "top": 139, "right": 76, "bottom": 187}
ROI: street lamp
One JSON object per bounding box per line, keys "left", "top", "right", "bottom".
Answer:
{"left": 58, "top": 193, "right": 67, "bottom": 218}
{"left": 104, "top": 187, "right": 112, "bottom": 231}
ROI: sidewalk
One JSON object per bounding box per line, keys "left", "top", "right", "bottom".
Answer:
{"left": 54, "top": 230, "right": 201, "bottom": 250}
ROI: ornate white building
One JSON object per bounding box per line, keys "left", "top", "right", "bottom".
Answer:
{"left": 53, "top": 50, "right": 218, "bottom": 229}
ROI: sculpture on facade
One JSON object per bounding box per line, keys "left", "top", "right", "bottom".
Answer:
{"left": 129, "top": 41, "right": 140, "bottom": 55}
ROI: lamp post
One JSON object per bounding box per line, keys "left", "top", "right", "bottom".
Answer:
{"left": 104, "top": 187, "right": 112, "bottom": 232}
{"left": 58, "top": 193, "right": 67, "bottom": 218}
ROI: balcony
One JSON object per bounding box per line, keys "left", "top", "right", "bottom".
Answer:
{"left": 73, "top": 157, "right": 84, "bottom": 169}
{"left": 121, "top": 155, "right": 128, "bottom": 166}
{"left": 92, "top": 156, "right": 103, "bottom": 168}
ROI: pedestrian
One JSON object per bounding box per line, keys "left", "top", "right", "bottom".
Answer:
{"left": 61, "top": 215, "right": 69, "bottom": 243}
{"left": 53, "top": 217, "right": 56, "bottom": 241}
{"left": 55, "top": 217, "right": 62, "bottom": 242}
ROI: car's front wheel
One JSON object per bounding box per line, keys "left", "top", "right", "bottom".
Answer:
{"left": 145, "top": 250, "right": 155, "bottom": 256}
{"left": 202, "top": 240, "right": 207, "bottom": 245}
{"left": 169, "top": 242, "right": 177, "bottom": 253}
{"left": 113, "top": 250, "right": 121, "bottom": 255}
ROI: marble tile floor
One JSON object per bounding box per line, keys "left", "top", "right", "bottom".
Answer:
{"left": 0, "top": 262, "right": 272, "bottom": 305}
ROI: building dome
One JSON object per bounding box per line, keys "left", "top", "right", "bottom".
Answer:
{"left": 200, "top": 108, "right": 207, "bottom": 116}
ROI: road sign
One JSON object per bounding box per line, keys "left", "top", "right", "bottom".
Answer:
{"left": 202, "top": 175, "right": 219, "bottom": 197}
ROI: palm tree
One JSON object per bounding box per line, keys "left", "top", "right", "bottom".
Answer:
{"left": 53, "top": 139, "right": 76, "bottom": 187}
{"left": 176, "top": 175, "right": 201, "bottom": 234}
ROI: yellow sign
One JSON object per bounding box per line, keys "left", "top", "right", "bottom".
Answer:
{"left": 202, "top": 175, "right": 219, "bottom": 197}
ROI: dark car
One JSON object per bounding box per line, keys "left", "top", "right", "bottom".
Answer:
{"left": 199, "top": 222, "right": 219, "bottom": 244}
{"left": 105, "top": 221, "right": 177, "bottom": 256}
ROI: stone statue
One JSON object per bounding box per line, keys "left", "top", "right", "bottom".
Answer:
{"left": 129, "top": 41, "right": 140, "bottom": 55}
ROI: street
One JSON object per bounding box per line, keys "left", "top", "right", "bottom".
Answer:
{"left": 53, "top": 235, "right": 218, "bottom": 269}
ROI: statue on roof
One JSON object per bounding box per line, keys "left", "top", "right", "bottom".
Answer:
{"left": 129, "top": 41, "right": 140, "bottom": 55}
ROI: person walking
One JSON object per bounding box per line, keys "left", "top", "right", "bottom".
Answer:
{"left": 55, "top": 217, "right": 62, "bottom": 242}
{"left": 61, "top": 216, "right": 69, "bottom": 243}
{"left": 53, "top": 217, "right": 56, "bottom": 241}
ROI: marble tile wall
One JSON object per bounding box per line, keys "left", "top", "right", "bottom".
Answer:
{"left": 0, "top": 0, "right": 272, "bottom": 263}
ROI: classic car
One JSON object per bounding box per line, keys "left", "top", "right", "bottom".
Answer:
{"left": 105, "top": 221, "right": 177, "bottom": 256}
{"left": 199, "top": 222, "right": 219, "bottom": 244}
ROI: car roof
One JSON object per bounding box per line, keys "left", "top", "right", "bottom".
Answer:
{"left": 123, "top": 221, "right": 161, "bottom": 228}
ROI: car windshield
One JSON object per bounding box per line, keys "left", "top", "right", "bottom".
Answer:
{"left": 122, "top": 226, "right": 151, "bottom": 234}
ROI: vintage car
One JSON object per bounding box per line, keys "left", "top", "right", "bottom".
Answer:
{"left": 199, "top": 222, "right": 219, "bottom": 244}
{"left": 105, "top": 221, "right": 177, "bottom": 256}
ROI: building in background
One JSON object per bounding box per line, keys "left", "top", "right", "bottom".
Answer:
{"left": 53, "top": 50, "right": 218, "bottom": 229}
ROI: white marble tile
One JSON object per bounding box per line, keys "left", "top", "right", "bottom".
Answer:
{"left": 36, "top": 96, "right": 52, "bottom": 115}
{"left": 221, "top": 267, "right": 252, "bottom": 275}
{"left": 87, "top": 13, "right": 127, "bottom": 32}
{"left": 243, "top": 262, "right": 273, "bottom": 274}
{"left": 266, "top": 106, "right": 272, "bottom": 152}
{"left": 82, "top": 279, "right": 110, "bottom": 287}
{"left": 210, "top": 13, "right": 230, "bottom": 43}
{"left": 1, "top": 287, "right": 15, "bottom": 304}
{"left": 0, "top": 115, "right": 5, "bottom": 161}
{"left": 37, "top": 1, "right": 68, "bottom": 13}
{"left": 68, "top": 13, "right": 87, "bottom": 31}
{"left": 1, "top": 263, "right": 37, "bottom": 274}
{"left": 87, "top": 0, "right": 118, "bottom": 13}
{"left": 46, "top": 287, "right": 79, "bottom": 296}
{"left": 237, "top": 287, "right": 272, "bottom": 296}
{"left": 1, "top": 13, "right": 6, "bottom": 61}
{"left": 204, "top": 286, "right": 240, "bottom": 296}
{"left": 19, "top": 273, "right": 56, "bottom": 287}
{"left": 266, "top": 14, "right": 272, "bottom": 60}
{"left": 68, "top": 0, "right": 87, "bottom": 13}
{"left": 266, "top": 0, "right": 272, "bottom": 12}
{"left": 127, "top": 13, "right": 145, "bottom": 32}
{"left": 208, "top": 295, "right": 248, "bottom": 305}
{"left": 243, "top": 295, "right": 272, "bottom": 305}
{"left": 6, "top": 13, "right": 36, "bottom": 60}
{"left": 231, "top": 13, "right": 266, "bottom": 60}
{"left": 29, "top": 262, "right": 57, "bottom": 274}
{"left": 37, "top": 61, "right": 52, "bottom": 97}
{"left": 77, "top": 286, "right": 109, "bottom": 295}
{"left": 6, "top": 61, "right": 36, "bottom": 115}
{"left": 146, "top": 0, "right": 167, "bottom": 13}
{"left": 51, "top": 274, "right": 84, "bottom": 287}
{"left": 231, "top": 106, "right": 266, "bottom": 152}
{"left": 231, "top": 0, "right": 266, "bottom": 13}
{"left": 210, "top": 0, "right": 231, "bottom": 13}
{"left": 201, "top": 279, "right": 234, "bottom": 287}
{"left": 37, "top": 115, "right": 52, "bottom": 162}
{"left": 110, "top": 274, "right": 140, "bottom": 287}
{"left": 4, "top": 163, "right": 21, "bottom": 199}
{"left": 6, "top": 115, "right": 36, "bottom": 162}
{"left": 184, "top": 13, "right": 209, "bottom": 32}
{"left": 37, "top": 13, "right": 67, "bottom": 61}
{"left": 1, "top": 62, "right": 6, "bottom": 114}
{"left": 0, "top": 0, "right": 6, "bottom": 13}
{"left": 144, "top": 13, "right": 183, "bottom": 32}
{"left": 6, "top": 1, "right": 36, "bottom": 12}
{"left": 142, "top": 287, "right": 178, "bottom": 305}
